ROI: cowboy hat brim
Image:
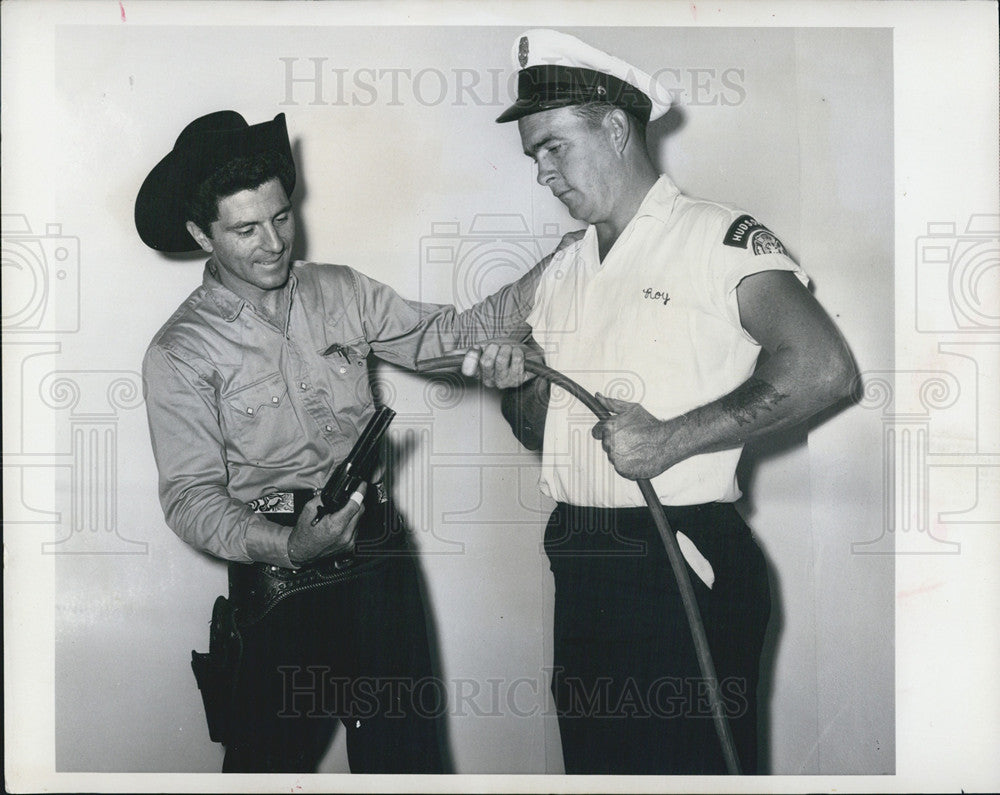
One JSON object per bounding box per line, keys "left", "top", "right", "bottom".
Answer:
{"left": 135, "top": 112, "right": 294, "bottom": 253}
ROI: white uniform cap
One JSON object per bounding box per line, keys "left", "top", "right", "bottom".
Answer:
{"left": 497, "top": 28, "right": 670, "bottom": 124}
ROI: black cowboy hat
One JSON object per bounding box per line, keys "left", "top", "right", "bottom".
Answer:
{"left": 134, "top": 111, "right": 294, "bottom": 253}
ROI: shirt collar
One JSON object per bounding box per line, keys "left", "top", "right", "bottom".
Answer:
{"left": 632, "top": 174, "right": 681, "bottom": 223}
{"left": 202, "top": 259, "right": 298, "bottom": 322}
{"left": 572, "top": 174, "right": 680, "bottom": 266}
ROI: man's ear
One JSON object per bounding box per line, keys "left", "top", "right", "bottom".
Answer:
{"left": 604, "top": 108, "right": 631, "bottom": 155}
{"left": 185, "top": 220, "right": 214, "bottom": 254}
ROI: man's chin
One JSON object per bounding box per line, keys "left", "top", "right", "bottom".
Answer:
{"left": 558, "top": 196, "right": 587, "bottom": 221}
{"left": 256, "top": 259, "right": 291, "bottom": 283}
{"left": 265, "top": 271, "right": 292, "bottom": 290}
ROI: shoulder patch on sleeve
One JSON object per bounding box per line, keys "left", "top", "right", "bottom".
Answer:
{"left": 750, "top": 229, "right": 786, "bottom": 255}
{"left": 723, "top": 214, "right": 786, "bottom": 255}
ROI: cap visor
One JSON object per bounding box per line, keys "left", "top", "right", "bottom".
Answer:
{"left": 496, "top": 97, "right": 587, "bottom": 124}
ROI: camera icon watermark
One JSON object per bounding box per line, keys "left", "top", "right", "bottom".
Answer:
{"left": 419, "top": 213, "right": 564, "bottom": 310}
{"left": 915, "top": 214, "right": 999, "bottom": 333}
{"left": 1, "top": 214, "right": 81, "bottom": 334}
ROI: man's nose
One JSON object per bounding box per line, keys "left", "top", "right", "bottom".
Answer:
{"left": 535, "top": 159, "right": 557, "bottom": 188}
{"left": 260, "top": 223, "right": 283, "bottom": 252}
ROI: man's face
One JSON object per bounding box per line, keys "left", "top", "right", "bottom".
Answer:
{"left": 518, "top": 107, "right": 618, "bottom": 225}
{"left": 186, "top": 178, "right": 295, "bottom": 301}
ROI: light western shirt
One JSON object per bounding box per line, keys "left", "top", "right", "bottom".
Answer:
{"left": 143, "top": 259, "right": 540, "bottom": 568}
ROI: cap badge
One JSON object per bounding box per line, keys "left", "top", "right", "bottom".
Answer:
{"left": 518, "top": 36, "right": 529, "bottom": 67}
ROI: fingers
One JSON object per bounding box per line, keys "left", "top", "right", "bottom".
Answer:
{"left": 592, "top": 394, "right": 625, "bottom": 440}
{"left": 345, "top": 502, "right": 365, "bottom": 531}
{"left": 306, "top": 482, "right": 366, "bottom": 526}
{"left": 591, "top": 421, "right": 614, "bottom": 454}
{"left": 591, "top": 417, "right": 615, "bottom": 457}
{"left": 509, "top": 346, "right": 525, "bottom": 385}
{"left": 490, "top": 344, "right": 522, "bottom": 388}
{"left": 480, "top": 343, "right": 499, "bottom": 386}
{"left": 337, "top": 484, "right": 366, "bottom": 519}
{"left": 461, "top": 348, "right": 482, "bottom": 378}
{"left": 594, "top": 392, "right": 636, "bottom": 413}
{"left": 290, "top": 488, "right": 367, "bottom": 566}
{"left": 462, "top": 343, "right": 529, "bottom": 388}
{"left": 299, "top": 494, "right": 321, "bottom": 525}
{"left": 322, "top": 494, "right": 365, "bottom": 548}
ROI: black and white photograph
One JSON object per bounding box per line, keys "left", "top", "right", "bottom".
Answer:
{"left": 3, "top": 1, "right": 997, "bottom": 792}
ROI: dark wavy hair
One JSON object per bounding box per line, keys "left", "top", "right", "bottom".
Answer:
{"left": 184, "top": 150, "right": 295, "bottom": 235}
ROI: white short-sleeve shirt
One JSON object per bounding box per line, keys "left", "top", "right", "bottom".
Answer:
{"left": 526, "top": 174, "right": 808, "bottom": 508}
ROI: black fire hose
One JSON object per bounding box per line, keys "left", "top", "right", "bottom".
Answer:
{"left": 416, "top": 353, "right": 742, "bottom": 775}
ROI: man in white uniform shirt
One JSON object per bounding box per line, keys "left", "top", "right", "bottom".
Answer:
{"left": 463, "top": 30, "right": 857, "bottom": 774}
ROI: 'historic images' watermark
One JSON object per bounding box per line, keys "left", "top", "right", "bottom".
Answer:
{"left": 276, "top": 670, "right": 749, "bottom": 721}
{"left": 278, "top": 58, "right": 747, "bottom": 109}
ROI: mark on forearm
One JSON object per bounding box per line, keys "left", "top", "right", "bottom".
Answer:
{"left": 720, "top": 377, "right": 789, "bottom": 427}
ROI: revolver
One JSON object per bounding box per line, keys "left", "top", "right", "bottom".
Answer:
{"left": 312, "top": 406, "right": 395, "bottom": 525}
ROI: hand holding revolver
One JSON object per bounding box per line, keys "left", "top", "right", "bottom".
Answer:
{"left": 286, "top": 483, "right": 367, "bottom": 567}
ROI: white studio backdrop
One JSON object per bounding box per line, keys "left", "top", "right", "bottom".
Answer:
{"left": 13, "top": 18, "right": 895, "bottom": 777}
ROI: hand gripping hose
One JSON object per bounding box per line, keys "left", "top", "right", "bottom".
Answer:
{"left": 416, "top": 353, "right": 743, "bottom": 775}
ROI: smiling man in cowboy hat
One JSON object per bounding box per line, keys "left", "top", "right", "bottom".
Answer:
{"left": 137, "top": 110, "right": 570, "bottom": 773}
{"left": 462, "top": 29, "right": 858, "bottom": 774}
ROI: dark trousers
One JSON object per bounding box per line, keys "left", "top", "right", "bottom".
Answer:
{"left": 221, "top": 500, "right": 445, "bottom": 773}
{"left": 544, "top": 501, "right": 771, "bottom": 775}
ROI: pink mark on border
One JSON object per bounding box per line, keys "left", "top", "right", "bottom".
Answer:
{"left": 119, "top": 2, "right": 126, "bottom": 22}
{"left": 897, "top": 581, "right": 944, "bottom": 601}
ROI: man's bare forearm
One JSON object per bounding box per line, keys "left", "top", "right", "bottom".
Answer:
{"left": 665, "top": 266, "right": 859, "bottom": 463}
{"left": 717, "top": 376, "right": 790, "bottom": 428}
{"left": 659, "top": 346, "right": 856, "bottom": 470}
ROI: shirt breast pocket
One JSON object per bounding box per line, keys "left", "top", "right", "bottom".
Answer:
{"left": 321, "top": 335, "right": 371, "bottom": 364}
{"left": 321, "top": 336, "right": 373, "bottom": 403}
{"left": 222, "top": 373, "right": 299, "bottom": 465}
